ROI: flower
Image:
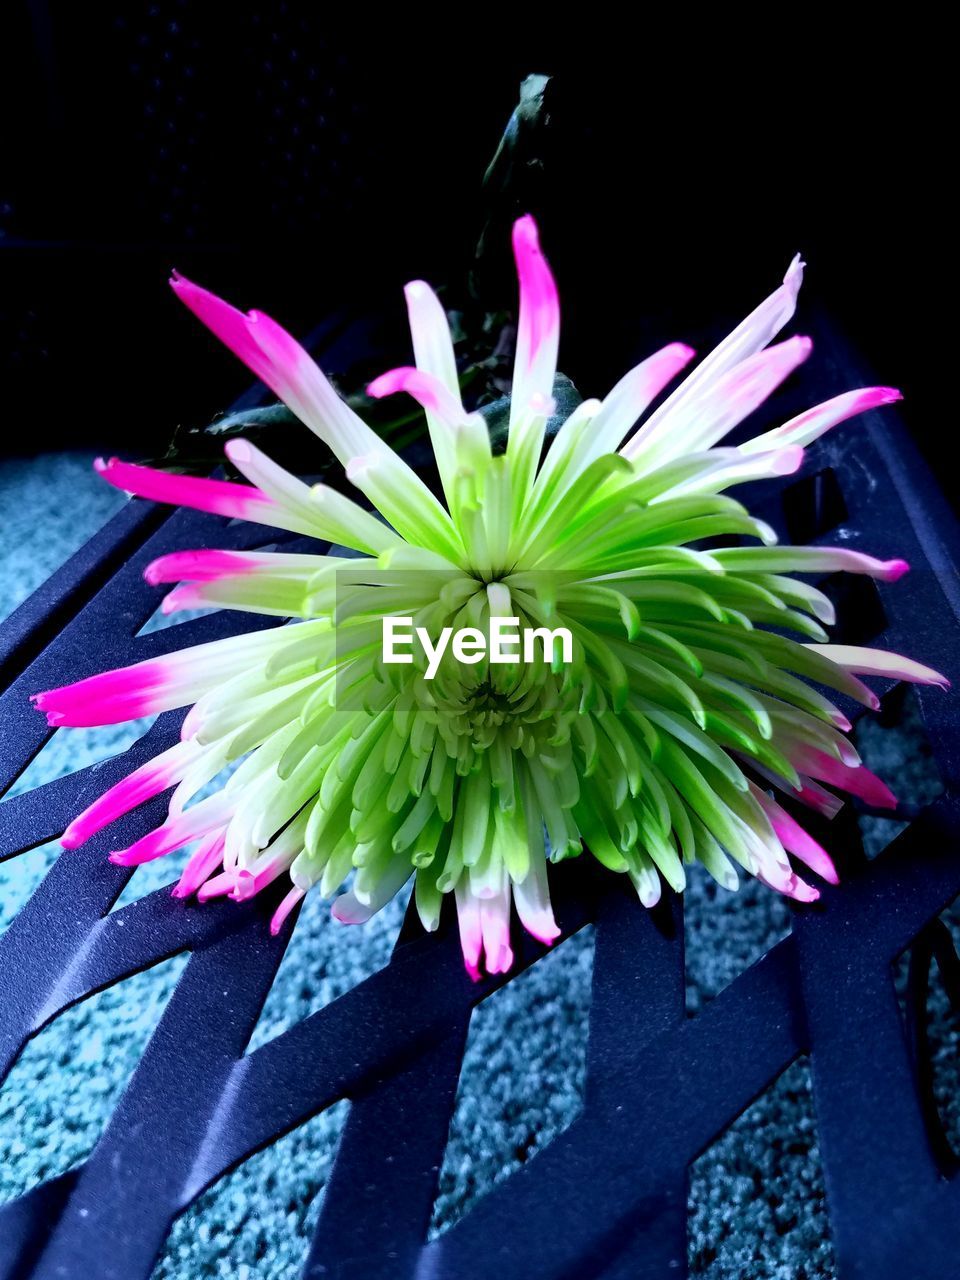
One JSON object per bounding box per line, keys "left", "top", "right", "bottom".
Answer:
{"left": 33, "top": 217, "right": 947, "bottom": 980}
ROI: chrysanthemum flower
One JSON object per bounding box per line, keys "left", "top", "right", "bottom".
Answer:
{"left": 33, "top": 217, "right": 947, "bottom": 979}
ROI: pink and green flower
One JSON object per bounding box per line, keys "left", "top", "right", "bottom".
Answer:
{"left": 33, "top": 218, "right": 946, "bottom": 979}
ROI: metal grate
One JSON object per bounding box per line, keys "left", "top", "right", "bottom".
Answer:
{"left": 1, "top": 316, "right": 959, "bottom": 1280}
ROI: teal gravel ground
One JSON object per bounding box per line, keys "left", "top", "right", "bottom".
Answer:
{"left": 0, "top": 452, "right": 954, "bottom": 1279}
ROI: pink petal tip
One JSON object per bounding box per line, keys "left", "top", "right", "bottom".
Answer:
{"left": 884, "top": 559, "right": 910, "bottom": 582}
{"left": 366, "top": 367, "right": 417, "bottom": 401}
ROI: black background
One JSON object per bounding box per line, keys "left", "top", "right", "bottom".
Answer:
{"left": 2, "top": 7, "right": 951, "bottom": 495}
